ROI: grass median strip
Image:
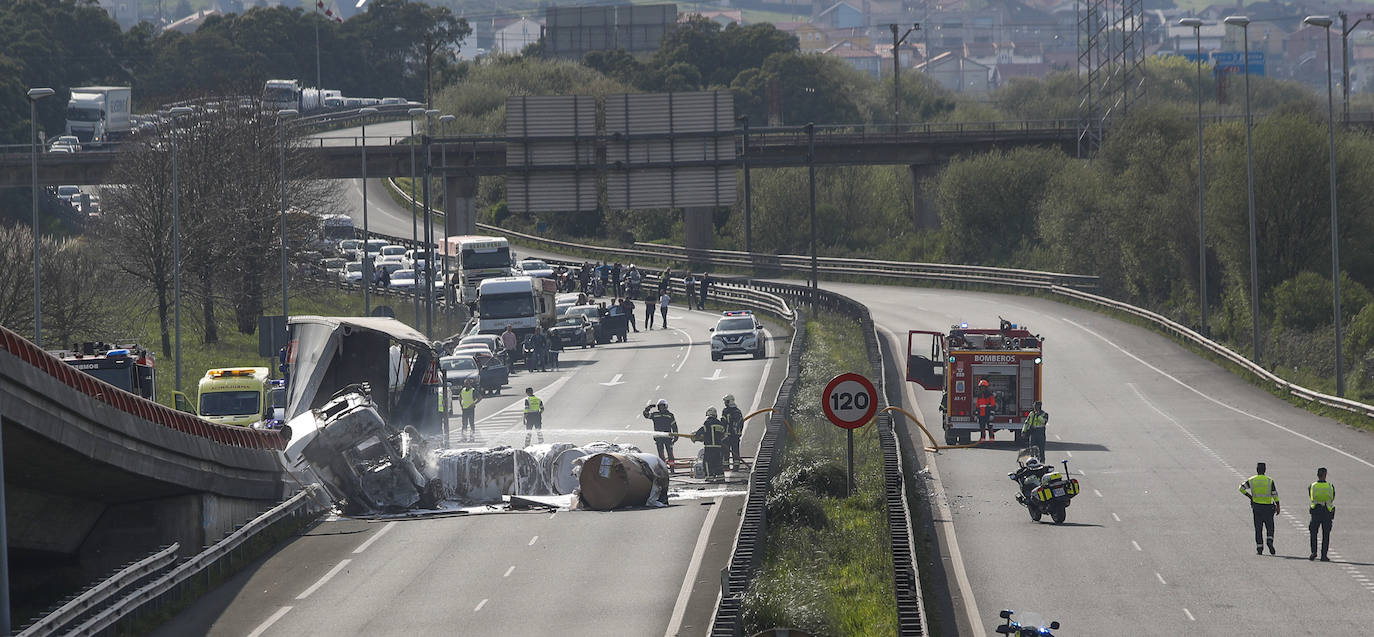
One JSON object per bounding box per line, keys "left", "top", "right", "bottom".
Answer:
{"left": 742, "top": 311, "right": 896, "bottom": 636}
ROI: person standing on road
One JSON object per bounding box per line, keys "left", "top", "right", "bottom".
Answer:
{"left": 501, "top": 325, "right": 519, "bottom": 367}
{"left": 1309, "top": 467, "right": 1335, "bottom": 561}
{"left": 611, "top": 263, "right": 622, "bottom": 297}
{"left": 643, "top": 399, "right": 678, "bottom": 462}
{"left": 659, "top": 290, "right": 672, "bottom": 328}
{"left": 622, "top": 297, "right": 638, "bottom": 332}
{"left": 698, "top": 272, "right": 711, "bottom": 309}
{"left": 692, "top": 407, "right": 727, "bottom": 480}
{"left": 684, "top": 274, "right": 696, "bottom": 306}
{"left": 531, "top": 328, "right": 550, "bottom": 372}
{"left": 974, "top": 379, "right": 996, "bottom": 442}
{"left": 644, "top": 289, "right": 657, "bottom": 329}
{"left": 522, "top": 386, "right": 544, "bottom": 447}
{"left": 458, "top": 378, "right": 480, "bottom": 441}
{"left": 1240, "top": 462, "right": 1279, "bottom": 555}
{"left": 658, "top": 268, "right": 672, "bottom": 296}
{"left": 721, "top": 394, "right": 746, "bottom": 471}
{"left": 1022, "top": 401, "right": 1049, "bottom": 461}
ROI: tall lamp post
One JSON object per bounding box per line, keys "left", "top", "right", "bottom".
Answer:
{"left": 359, "top": 106, "right": 378, "bottom": 314}
{"left": 1338, "top": 12, "right": 1372, "bottom": 124}
{"left": 1225, "top": 15, "right": 1261, "bottom": 362}
{"left": 1307, "top": 15, "right": 1346, "bottom": 396}
{"left": 407, "top": 107, "right": 426, "bottom": 325}
{"left": 278, "top": 109, "right": 299, "bottom": 331}
{"left": 27, "top": 87, "right": 55, "bottom": 348}
{"left": 438, "top": 113, "right": 455, "bottom": 319}
{"left": 1179, "top": 18, "right": 1209, "bottom": 337}
{"left": 168, "top": 106, "right": 194, "bottom": 392}
{"left": 423, "top": 108, "right": 440, "bottom": 337}
{"left": 806, "top": 123, "right": 818, "bottom": 291}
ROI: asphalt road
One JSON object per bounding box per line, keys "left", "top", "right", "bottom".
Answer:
{"left": 311, "top": 121, "right": 445, "bottom": 243}
{"left": 154, "top": 303, "right": 785, "bottom": 636}
{"left": 824, "top": 281, "right": 1374, "bottom": 635}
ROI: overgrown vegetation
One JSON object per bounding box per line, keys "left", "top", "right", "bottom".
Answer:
{"left": 742, "top": 313, "right": 896, "bottom": 636}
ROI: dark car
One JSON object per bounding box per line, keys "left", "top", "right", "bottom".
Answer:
{"left": 441, "top": 353, "right": 507, "bottom": 396}
{"left": 550, "top": 314, "right": 595, "bottom": 348}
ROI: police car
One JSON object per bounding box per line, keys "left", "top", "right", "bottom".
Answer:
{"left": 710, "top": 310, "right": 765, "bottom": 361}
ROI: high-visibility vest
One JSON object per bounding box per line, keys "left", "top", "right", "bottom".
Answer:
{"left": 1242, "top": 475, "right": 1277, "bottom": 505}
{"left": 524, "top": 396, "right": 543, "bottom": 413}
{"left": 1026, "top": 411, "right": 1048, "bottom": 429}
{"left": 1309, "top": 481, "right": 1335, "bottom": 511}
{"left": 460, "top": 387, "right": 478, "bottom": 409}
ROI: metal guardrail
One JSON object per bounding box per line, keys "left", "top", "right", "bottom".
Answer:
{"left": 17, "top": 544, "right": 180, "bottom": 637}
{"left": 49, "top": 486, "right": 328, "bottom": 637}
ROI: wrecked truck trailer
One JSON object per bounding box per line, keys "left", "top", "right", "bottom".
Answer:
{"left": 279, "top": 316, "right": 446, "bottom": 512}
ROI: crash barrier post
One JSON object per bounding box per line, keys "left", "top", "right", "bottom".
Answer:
{"left": 18, "top": 485, "right": 331, "bottom": 637}
{"left": 15, "top": 544, "right": 179, "bottom": 637}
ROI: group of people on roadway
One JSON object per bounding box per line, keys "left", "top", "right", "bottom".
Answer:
{"left": 642, "top": 395, "right": 747, "bottom": 480}
{"left": 1239, "top": 462, "right": 1337, "bottom": 561}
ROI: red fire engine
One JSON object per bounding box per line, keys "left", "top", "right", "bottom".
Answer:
{"left": 906, "top": 318, "right": 1044, "bottom": 445}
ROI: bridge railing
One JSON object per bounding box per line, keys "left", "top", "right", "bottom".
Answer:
{"left": 0, "top": 325, "right": 285, "bottom": 450}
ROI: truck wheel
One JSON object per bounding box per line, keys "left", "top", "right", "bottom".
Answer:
{"left": 957, "top": 430, "right": 972, "bottom": 445}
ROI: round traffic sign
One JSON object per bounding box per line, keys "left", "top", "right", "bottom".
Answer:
{"left": 822, "top": 372, "right": 878, "bottom": 429}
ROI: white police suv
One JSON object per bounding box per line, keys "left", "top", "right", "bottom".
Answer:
{"left": 710, "top": 310, "right": 765, "bottom": 361}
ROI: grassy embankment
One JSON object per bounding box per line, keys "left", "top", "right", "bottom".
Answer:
{"left": 742, "top": 312, "right": 897, "bottom": 636}
{"left": 139, "top": 283, "right": 463, "bottom": 408}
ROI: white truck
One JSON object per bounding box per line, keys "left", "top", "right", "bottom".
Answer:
{"left": 476, "top": 276, "right": 558, "bottom": 341}
{"left": 442, "top": 235, "right": 514, "bottom": 306}
{"left": 263, "top": 79, "right": 323, "bottom": 113}
{"left": 65, "top": 86, "right": 131, "bottom": 146}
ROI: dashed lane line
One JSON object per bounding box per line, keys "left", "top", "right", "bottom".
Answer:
{"left": 504, "top": 566, "right": 515, "bottom": 578}
{"left": 246, "top": 606, "right": 293, "bottom": 637}
{"left": 528, "top": 535, "right": 538, "bottom": 546}
{"left": 296, "top": 559, "right": 351, "bottom": 601}
{"left": 474, "top": 599, "right": 488, "bottom": 612}
{"left": 351, "top": 522, "right": 397, "bottom": 554}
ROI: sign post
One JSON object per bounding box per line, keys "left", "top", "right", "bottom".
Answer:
{"left": 822, "top": 372, "right": 879, "bottom": 497}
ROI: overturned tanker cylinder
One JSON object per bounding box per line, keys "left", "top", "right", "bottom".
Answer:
{"left": 436, "top": 447, "right": 550, "bottom": 502}
{"left": 576, "top": 453, "right": 671, "bottom": 510}
{"left": 279, "top": 316, "right": 446, "bottom": 514}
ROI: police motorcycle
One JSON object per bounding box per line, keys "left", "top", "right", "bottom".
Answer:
{"left": 996, "top": 609, "right": 1060, "bottom": 636}
{"left": 1009, "top": 449, "right": 1079, "bottom": 524}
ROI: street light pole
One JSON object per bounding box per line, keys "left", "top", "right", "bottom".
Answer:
{"left": 168, "top": 106, "right": 193, "bottom": 393}
{"left": 27, "top": 87, "right": 55, "bottom": 348}
{"left": 807, "top": 122, "right": 817, "bottom": 291}
{"left": 1226, "top": 15, "right": 1261, "bottom": 362}
{"left": 739, "top": 115, "right": 752, "bottom": 254}
{"left": 1339, "top": 13, "right": 1370, "bottom": 124}
{"left": 408, "top": 107, "right": 425, "bottom": 326}
{"left": 439, "top": 113, "right": 455, "bottom": 320}
{"left": 1180, "top": 19, "right": 1209, "bottom": 337}
{"left": 359, "top": 106, "right": 378, "bottom": 314}
{"left": 278, "top": 109, "right": 299, "bottom": 332}
{"left": 1308, "top": 15, "right": 1345, "bottom": 396}
{"left": 890, "top": 23, "right": 919, "bottom": 127}
{"left": 423, "top": 108, "right": 439, "bottom": 338}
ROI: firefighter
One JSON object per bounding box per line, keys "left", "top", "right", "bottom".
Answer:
{"left": 459, "top": 378, "right": 480, "bottom": 441}
{"left": 1239, "top": 462, "right": 1279, "bottom": 555}
{"left": 975, "top": 378, "right": 997, "bottom": 441}
{"left": 693, "top": 407, "right": 727, "bottom": 480}
{"left": 1309, "top": 467, "right": 1335, "bottom": 561}
{"left": 1022, "top": 401, "right": 1049, "bottom": 461}
{"left": 522, "top": 387, "right": 544, "bottom": 447}
{"left": 721, "top": 394, "right": 746, "bottom": 471}
{"left": 643, "top": 399, "right": 679, "bottom": 462}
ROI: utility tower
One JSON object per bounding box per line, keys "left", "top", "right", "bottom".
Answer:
{"left": 1078, "top": 0, "right": 1146, "bottom": 157}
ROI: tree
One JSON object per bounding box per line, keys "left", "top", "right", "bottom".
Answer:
{"left": 935, "top": 147, "right": 1068, "bottom": 265}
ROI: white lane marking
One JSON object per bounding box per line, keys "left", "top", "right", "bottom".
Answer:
{"left": 1112, "top": 512, "right": 1121, "bottom": 522}
{"left": 664, "top": 497, "right": 723, "bottom": 637}
{"left": 296, "top": 559, "right": 351, "bottom": 600}
{"left": 528, "top": 535, "right": 538, "bottom": 546}
{"left": 1131, "top": 540, "right": 1142, "bottom": 551}
{"left": 1129, "top": 385, "right": 1243, "bottom": 482}
{"left": 1093, "top": 489, "right": 1103, "bottom": 498}
{"left": 1066, "top": 318, "right": 1374, "bottom": 470}
{"left": 1054, "top": 434, "right": 1062, "bottom": 441}
{"left": 1184, "top": 608, "right": 1196, "bottom": 621}
{"left": 474, "top": 598, "right": 488, "bottom": 612}
{"left": 1156, "top": 572, "right": 1168, "bottom": 586}
{"left": 703, "top": 368, "right": 726, "bottom": 381}
{"left": 504, "top": 565, "right": 515, "bottom": 578}
{"left": 1065, "top": 451, "right": 1073, "bottom": 458}
{"left": 670, "top": 326, "right": 694, "bottom": 372}
{"left": 247, "top": 606, "right": 293, "bottom": 637}
{"left": 654, "top": 385, "right": 661, "bottom": 391}
{"left": 600, "top": 374, "right": 626, "bottom": 386}
{"left": 878, "top": 325, "right": 983, "bottom": 636}
{"left": 663, "top": 373, "right": 670, "bottom": 379}
{"left": 473, "top": 376, "right": 573, "bottom": 426}
{"left": 352, "top": 521, "right": 397, "bottom": 554}
{"left": 548, "top": 511, "right": 557, "bottom": 520}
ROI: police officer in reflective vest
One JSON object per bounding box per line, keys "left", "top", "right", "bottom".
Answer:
{"left": 459, "top": 378, "right": 480, "bottom": 441}
{"left": 721, "top": 394, "right": 746, "bottom": 471}
{"left": 1308, "top": 467, "right": 1335, "bottom": 561}
{"left": 643, "top": 399, "right": 678, "bottom": 462}
{"left": 1239, "top": 462, "right": 1279, "bottom": 555}
{"left": 693, "top": 407, "right": 726, "bottom": 480}
{"left": 1022, "top": 401, "right": 1048, "bottom": 461}
{"left": 523, "top": 387, "right": 544, "bottom": 447}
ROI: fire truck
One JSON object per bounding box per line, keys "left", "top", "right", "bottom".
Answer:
{"left": 49, "top": 342, "right": 157, "bottom": 400}
{"left": 906, "top": 318, "right": 1043, "bottom": 445}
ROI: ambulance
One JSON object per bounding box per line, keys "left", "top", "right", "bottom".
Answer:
{"left": 194, "top": 367, "right": 272, "bottom": 427}
{"left": 906, "top": 318, "right": 1044, "bottom": 445}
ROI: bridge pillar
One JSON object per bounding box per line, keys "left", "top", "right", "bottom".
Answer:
{"left": 910, "top": 164, "right": 941, "bottom": 231}
{"left": 683, "top": 207, "right": 713, "bottom": 266}
{"left": 445, "top": 176, "right": 478, "bottom": 237}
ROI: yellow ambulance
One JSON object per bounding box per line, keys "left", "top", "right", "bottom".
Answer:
{"left": 195, "top": 367, "right": 271, "bottom": 427}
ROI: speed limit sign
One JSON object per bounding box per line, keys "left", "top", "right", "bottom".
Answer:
{"left": 822, "top": 372, "right": 878, "bottom": 429}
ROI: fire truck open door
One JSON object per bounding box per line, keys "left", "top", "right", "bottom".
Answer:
{"left": 906, "top": 330, "right": 945, "bottom": 390}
